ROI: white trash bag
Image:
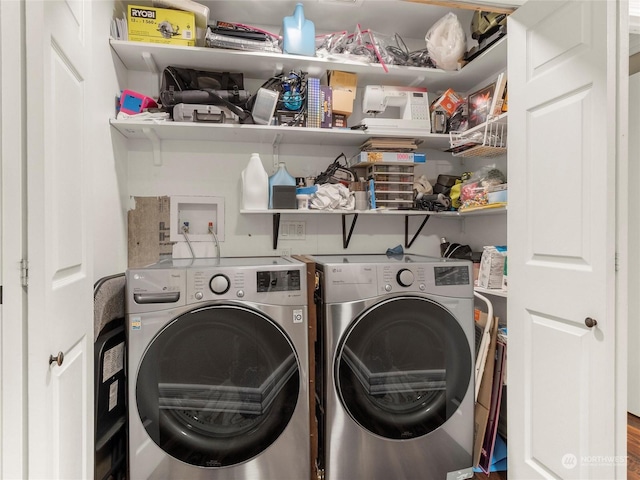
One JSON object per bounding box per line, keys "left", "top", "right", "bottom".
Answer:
{"left": 425, "top": 12, "right": 466, "bottom": 71}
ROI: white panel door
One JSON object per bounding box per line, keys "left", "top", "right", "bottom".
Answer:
{"left": 0, "top": 1, "right": 28, "bottom": 478}
{"left": 508, "top": 1, "right": 625, "bottom": 479}
{"left": 629, "top": 73, "right": 640, "bottom": 416}
{"left": 25, "top": 0, "right": 94, "bottom": 478}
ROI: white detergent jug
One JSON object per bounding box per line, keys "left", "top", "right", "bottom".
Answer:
{"left": 242, "top": 153, "right": 269, "bottom": 210}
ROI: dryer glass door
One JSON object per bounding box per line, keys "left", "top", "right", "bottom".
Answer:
{"left": 136, "top": 305, "right": 300, "bottom": 467}
{"left": 335, "top": 296, "right": 472, "bottom": 439}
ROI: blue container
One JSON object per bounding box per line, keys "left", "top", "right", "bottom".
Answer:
{"left": 282, "top": 3, "right": 315, "bottom": 57}
{"left": 269, "top": 162, "right": 296, "bottom": 208}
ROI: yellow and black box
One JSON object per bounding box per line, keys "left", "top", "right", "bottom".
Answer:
{"left": 127, "top": 5, "right": 195, "bottom": 46}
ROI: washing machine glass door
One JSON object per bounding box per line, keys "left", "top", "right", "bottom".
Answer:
{"left": 136, "top": 304, "right": 300, "bottom": 467}
{"left": 336, "top": 296, "right": 471, "bottom": 440}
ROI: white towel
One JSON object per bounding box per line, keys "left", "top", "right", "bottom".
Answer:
{"left": 309, "top": 183, "right": 355, "bottom": 210}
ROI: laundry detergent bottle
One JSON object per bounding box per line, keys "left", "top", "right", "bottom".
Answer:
{"left": 282, "top": 3, "right": 315, "bottom": 57}
{"left": 242, "top": 153, "right": 269, "bottom": 210}
{"left": 269, "top": 162, "right": 296, "bottom": 208}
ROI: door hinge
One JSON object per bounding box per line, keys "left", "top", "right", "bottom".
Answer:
{"left": 615, "top": 252, "right": 620, "bottom": 272}
{"left": 20, "top": 259, "right": 29, "bottom": 287}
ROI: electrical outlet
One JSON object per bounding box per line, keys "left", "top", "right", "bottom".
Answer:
{"left": 280, "top": 248, "right": 292, "bottom": 256}
{"left": 278, "top": 221, "right": 306, "bottom": 240}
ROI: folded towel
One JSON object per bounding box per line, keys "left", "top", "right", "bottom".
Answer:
{"left": 309, "top": 183, "right": 355, "bottom": 210}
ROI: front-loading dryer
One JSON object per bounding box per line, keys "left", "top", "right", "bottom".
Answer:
{"left": 126, "top": 257, "right": 309, "bottom": 480}
{"left": 312, "top": 254, "right": 474, "bottom": 480}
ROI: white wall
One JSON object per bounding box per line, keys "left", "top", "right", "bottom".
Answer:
{"left": 92, "top": 1, "right": 130, "bottom": 282}
{"left": 124, "top": 140, "right": 478, "bottom": 259}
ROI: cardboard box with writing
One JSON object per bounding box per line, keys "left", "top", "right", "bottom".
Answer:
{"left": 328, "top": 70, "right": 357, "bottom": 117}
{"left": 128, "top": 5, "right": 196, "bottom": 46}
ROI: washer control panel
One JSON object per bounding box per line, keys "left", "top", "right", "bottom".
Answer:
{"left": 187, "top": 267, "right": 304, "bottom": 305}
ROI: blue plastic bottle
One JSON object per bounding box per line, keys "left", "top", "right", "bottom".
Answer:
{"left": 282, "top": 3, "right": 315, "bottom": 57}
{"left": 269, "top": 162, "right": 296, "bottom": 208}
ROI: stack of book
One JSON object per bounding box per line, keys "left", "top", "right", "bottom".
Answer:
{"left": 359, "top": 137, "right": 422, "bottom": 152}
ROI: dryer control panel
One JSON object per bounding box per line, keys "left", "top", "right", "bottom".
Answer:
{"left": 315, "top": 255, "right": 473, "bottom": 303}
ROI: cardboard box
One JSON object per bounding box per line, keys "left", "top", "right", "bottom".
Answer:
{"left": 320, "top": 86, "right": 333, "bottom": 129}
{"left": 430, "top": 88, "right": 462, "bottom": 116}
{"left": 332, "top": 113, "right": 347, "bottom": 128}
{"left": 128, "top": 5, "right": 196, "bottom": 46}
{"left": 350, "top": 152, "right": 426, "bottom": 165}
{"left": 307, "top": 77, "right": 321, "bottom": 128}
{"left": 328, "top": 70, "right": 357, "bottom": 116}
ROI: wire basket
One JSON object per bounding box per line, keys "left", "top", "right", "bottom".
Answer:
{"left": 448, "top": 114, "right": 507, "bottom": 158}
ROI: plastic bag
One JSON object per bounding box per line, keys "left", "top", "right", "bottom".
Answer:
{"left": 459, "top": 166, "right": 506, "bottom": 211}
{"left": 425, "top": 12, "right": 466, "bottom": 71}
{"left": 316, "top": 25, "right": 390, "bottom": 71}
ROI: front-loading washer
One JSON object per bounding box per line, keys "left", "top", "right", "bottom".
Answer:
{"left": 312, "top": 254, "right": 475, "bottom": 480}
{"left": 126, "top": 257, "right": 309, "bottom": 480}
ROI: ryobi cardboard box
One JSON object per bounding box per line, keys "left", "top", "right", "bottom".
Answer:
{"left": 128, "top": 5, "right": 196, "bottom": 46}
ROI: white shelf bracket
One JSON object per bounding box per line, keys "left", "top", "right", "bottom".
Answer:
{"left": 272, "top": 133, "right": 283, "bottom": 170}
{"left": 141, "top": 51, "right": 159, "bottom": 74}
{"left": 459, "top": 216, "right": 467, "bottom": 235}
{"left": 142, "top": 127, "right": 162, "bottom": 166}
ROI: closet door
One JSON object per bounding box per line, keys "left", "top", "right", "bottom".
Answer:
{"left": 508, "top": 1, "right": 627, "bottom": 478}
{"left": 25, "top": 0, "right": 95, "bottom": 478}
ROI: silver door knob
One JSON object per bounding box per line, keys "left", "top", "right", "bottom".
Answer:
{"left": 585, "top": 317, "right": 598, "bottom": 328}
{"left": 49, "top": 351, "right": 64, "bottom": 367}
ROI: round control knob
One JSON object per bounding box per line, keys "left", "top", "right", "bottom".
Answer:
{"left": 385, "top": 284, "right": 392, "bottom": 292}
{"left": 237, "top": 290, "right": 245, "bottom": 298}
{"left": 209, "top": 274, "right": 230, "bottom": 295}
{"left": 397, "top": 268, "right": 415, "bottom": 287}
{"left": 194, "top": 291, "right": 203, "bottom": 300}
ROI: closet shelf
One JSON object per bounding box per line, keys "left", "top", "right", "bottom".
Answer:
{"left": 240, "top": 207, "right": 506, "bottom": 217}
{"left": 109, "top": 36, "right": 507, "bottom": 92}
{"left": 474, "top": 286, "right": 508, "bottom": 298}
{"left": 241, "top": 207, "right": 506, "bottom": 249}
{"left": 110, "top": 119, "right": 451, "bottom": 149}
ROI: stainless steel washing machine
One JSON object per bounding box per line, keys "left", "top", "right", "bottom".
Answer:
{"left": 312, "top": 254, "right": 474, "bottom": 480}
{"left": 126, "top": 257, "right": 309, "bottom": 480}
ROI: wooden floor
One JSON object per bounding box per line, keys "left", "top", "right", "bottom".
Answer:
{"left": 629, "top": 413, "right": 640, "bottom": 480}
{"left": 474, "top": 470, "right": 506, "bottom": 479}
{"left": 472, "top": 413, "right": 640, "bottom": 479}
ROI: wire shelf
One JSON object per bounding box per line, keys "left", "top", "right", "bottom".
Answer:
{"left": 449, "top": 114, "right": 507, "bottom": 158}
